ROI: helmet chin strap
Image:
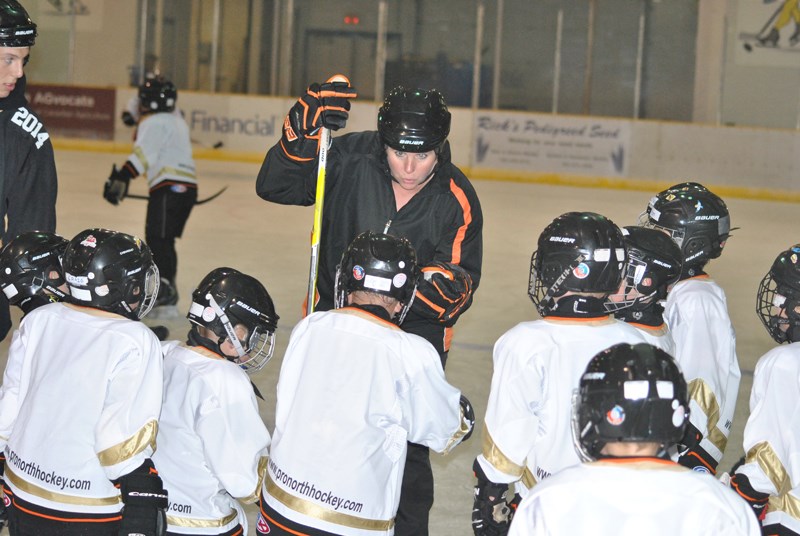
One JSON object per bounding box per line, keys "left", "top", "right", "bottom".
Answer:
{"left": 206, "top": 293, "right": 246, "bottom": 358}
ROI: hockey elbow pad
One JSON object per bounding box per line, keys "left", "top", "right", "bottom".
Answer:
{"left": 472, "top": 459, "right": 513, "bottom": 536}
{"left": 730, "top": 472, "right": 770, "bottom": 522}
{"left": 115, "top": 460, "right": 168, "bottom": 536}
{"left": 412, "top": 262, "right": 474, "bottom": 325}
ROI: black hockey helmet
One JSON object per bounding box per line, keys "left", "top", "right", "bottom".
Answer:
{"left": 187, "top": 267, "right": 279, "bottom": 373}
{"left": 139, "top": 74, "right": 177, "bottom": 113}
{"left": 572, "top": 342, "right": 689, "bottom": 461}
{"left": 62, "top": 228, "right": 159, "bottom": 320}
{"left": 756, "top": 245, "right": 800, "bottom": 344}
{"left": 0, "top": 231, "right": 68, "bottom": 310}
{"left": 378, "top": 87, "right": 451, "bottom": 153}
{"left": 0, "top": 0, "right": 36, "bottom": 47}
{"left": 334, "top": 231, "right": 419, "bottom": 324}
{"left": 605, "top": 226, "right": 683, "bottom": 312}
{"left": 639, "top": 182, "right": 731, "bottom": 275}
{"left": 529, "top": 212, "right": 627, "bottom": 316}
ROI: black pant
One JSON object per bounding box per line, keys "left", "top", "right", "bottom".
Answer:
{"left": 145, "top": 183, "right": 196, "bottom": 283}
{"left": 394, "top": 442, "right": 434, "bottom": 536}
{"left": 7, "top": 496, "right": 120, "bottom": 536}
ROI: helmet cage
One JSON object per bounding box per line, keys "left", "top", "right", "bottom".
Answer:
{"left": 603, "top": 256, "right": 651, "bottom": 312}
{"left": 756, "top": 272, "right": 800, "bottom": 344}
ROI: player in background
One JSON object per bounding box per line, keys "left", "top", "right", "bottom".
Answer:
{"left": 472, "top": 212, "right": 645, "bottom": 536}
{"left": 257, "top": 232, "right": 474, "bottom": 536}
{"left": 639, "top": 181, "right": 740, "bottom": 474}
{"left": 729, "top": 245, "right": 800, "bottom": 533}
{"left": 153, "top": 267, "right": 278, "bottom": 536}
{"left": 605, "top": 225, "right": 683, "bottom": 354}
{"left": 121, "top": 73, "right": 184, "bottom": 127}
{"left": 104, "top": 75, "right": 197, "bottom": 316}
{"left": 508, "top": 343, "right": 760, "bottom": 535}
{"left": 256, "top": 81, "right": 482, "bottom": 535}
{"left": 0, "top": 228, "right": 167, "bottom": 536}
{"left": 0, "top": 0, "right": 58, "bottom": 341}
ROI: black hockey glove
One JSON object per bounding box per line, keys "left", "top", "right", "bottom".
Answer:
{"left": 411, "top": 262, "right": 474, "bottom": 325}
{"left": 115, "top": 461, "right": 168, "bottom": 536}
{"left": 729, "top": 472, "right": 770, "bottom": 522}
{"left": 103, "top": 164, "right": 132, "bottom": 206}
{"left": 676, "top": 422, "right": 718, "bottom": 474}
{"left": 472, "top": 459, "right": 513, "bottom": 536}
{"left": 281, "top": 80, "right": 358, "bottom": 159}
{"left": 460, "top": 394, "right": 476, "bottom": 442}
{"left": 121, "top": 110, "right": 137, "bottom": 127}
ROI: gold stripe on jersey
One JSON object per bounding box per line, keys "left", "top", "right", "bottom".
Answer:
{"left": 265, "top": 473, "right": 394, "bottom": 531}
{"left": 521, "top": 467, "right": 536, "bottom": 489}
{"left": 5, "top": 465, "right": 121, "bottom": 506}
{"left": 481, "top": 429, "right": 524, "bottom": 479}
{"left": 97, "top": 420, "right": 158, "bottom": 467}
{"left": 442, "top": 407, "right": 472, "bottom": 455}
{"left": 239, "top": 456, "right": 269, "bottom": 505}
{"left": 688, "top": 379, "right": 727, "bottom": 454}
{"left": 167, "top": 510, "right": 238, "bottom": 528}
{"left": 747, "top": 441, "right": 800, "bottom": 519}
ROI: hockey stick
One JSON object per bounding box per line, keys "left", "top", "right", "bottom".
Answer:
{"left": 743, "top": 1, "right": 785, "bottom": 51}
{"left": 191, "top": 138, "right": 224, "bottom": 149}
{"left": 126, "top": 186, "right": 227, "bottom": 205}
{"left": 306, "top": 74, "right": 350, "bottom": 315}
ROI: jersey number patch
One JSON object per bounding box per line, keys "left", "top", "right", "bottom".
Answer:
{"left": 11, "top": 107, "right": 49, "bottom": 150}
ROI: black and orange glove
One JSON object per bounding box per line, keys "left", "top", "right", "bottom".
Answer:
{"left": 730, "top": 471, "right": 770, "bottom": 522}
{"left": 676, "top": 421, "right": 718, "bottom": 474}
{"left": 411, "top": 262, "right": 474, "bottom": 325}
{"left": 281, "top": 80, "right": 358, "bottom": 160}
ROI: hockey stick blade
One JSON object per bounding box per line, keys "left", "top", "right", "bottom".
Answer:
{"left": 125, "top": 186, "right": 227, "bottom": 205}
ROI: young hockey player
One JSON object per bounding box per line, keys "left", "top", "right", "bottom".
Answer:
{"left": 640, "top": 181, "right": 740, "bottom": 474}
{"left": 152, "top": 267, "right": 279, "bottom": 536}
{"left": 104, "top": 75, "right": 197, "bottom": 316}
{"left": 256, "top": 81, "right": 482, "bottom": 535}
{"left": 508, "top": 343, "right": 759, "bottom": 535}
{"left": 605, "top": 225, "right": 683, "bottom": 354}
{"left": 0, "top": 228, "right": 167, "bottom": 536}
{"left": 730, "top": 244, "right": 800, "bottom": 534}
{"left": 256, "top": 231, "right": 474, "bottom": 536}
{"left": 0, "top": 0, "right": 58, "bottom": 341}
{"left": 0, "top": 230, "right": 68, "bottom": 315}
{"left": 472, "top": 212, "right": 646, "bottom": 536}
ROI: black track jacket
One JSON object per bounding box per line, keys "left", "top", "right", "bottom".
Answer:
{"left": 256, "top": 130, "right": 483, "bottom": 356}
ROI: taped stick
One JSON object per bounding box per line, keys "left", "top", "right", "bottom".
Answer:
{"left": 306, "top": 74, "right": 351, "bottom": 315}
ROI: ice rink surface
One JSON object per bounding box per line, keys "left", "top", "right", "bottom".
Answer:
{"left": 1, "top": 148, "right": 798, "bottom": 535}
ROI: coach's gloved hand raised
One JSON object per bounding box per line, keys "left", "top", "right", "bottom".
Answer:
{"left": 411, "top": 262, "right": 474, "bottom": 325}
{"left": 472, "top": 459, "right": 513, "bottom": 536}
{"left": 281, "top": 79, "right": 357, "bottom": 159}
{"left": 115, "top": 462, "right": 168, "bottom": 536}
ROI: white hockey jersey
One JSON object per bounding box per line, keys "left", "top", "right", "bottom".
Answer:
{"left": 477, "top": 315, "right": 646, "bottom": 494}
{"left": 735, "top": 342, "right": 800, "bottom": 533}
{"left": 0, "top": 303, "right": 163, "bottom": 515}
{"left": 664, "top": 276, "right": 741, "bottom": 467}
{"left": 152, "top": 341, "right": 270, "bottom": 535}
{"left": 128, "top": 111, "right": 196, "bottom": 189}
{"left": 508, "top": 458, "right": 760, "bottom": 535}
{"left": 626, "top": 320, "right": 676, "bottom": 356}
{"left": 262, "top": 307, "right": 470, "bottom": 536}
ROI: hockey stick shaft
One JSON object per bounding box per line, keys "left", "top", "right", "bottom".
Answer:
{"left": 756, "top": 1, "right": 785, "bottom": 39}
{"left": 125, "top": 186, "right": 227, "bottom": 205}
{"left": 306, "top": 125, "right": 330, "bottom": 315}
{"left": 306, "top": 74, "right": 350, "bottom": 315}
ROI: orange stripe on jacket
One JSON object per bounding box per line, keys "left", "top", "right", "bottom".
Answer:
{"left": 448, "top": 179, "right": 472, "bottom": 265}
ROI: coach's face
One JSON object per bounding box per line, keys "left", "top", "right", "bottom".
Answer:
{"left": 0, "top": 46, "right": 28, "bottom": 99}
